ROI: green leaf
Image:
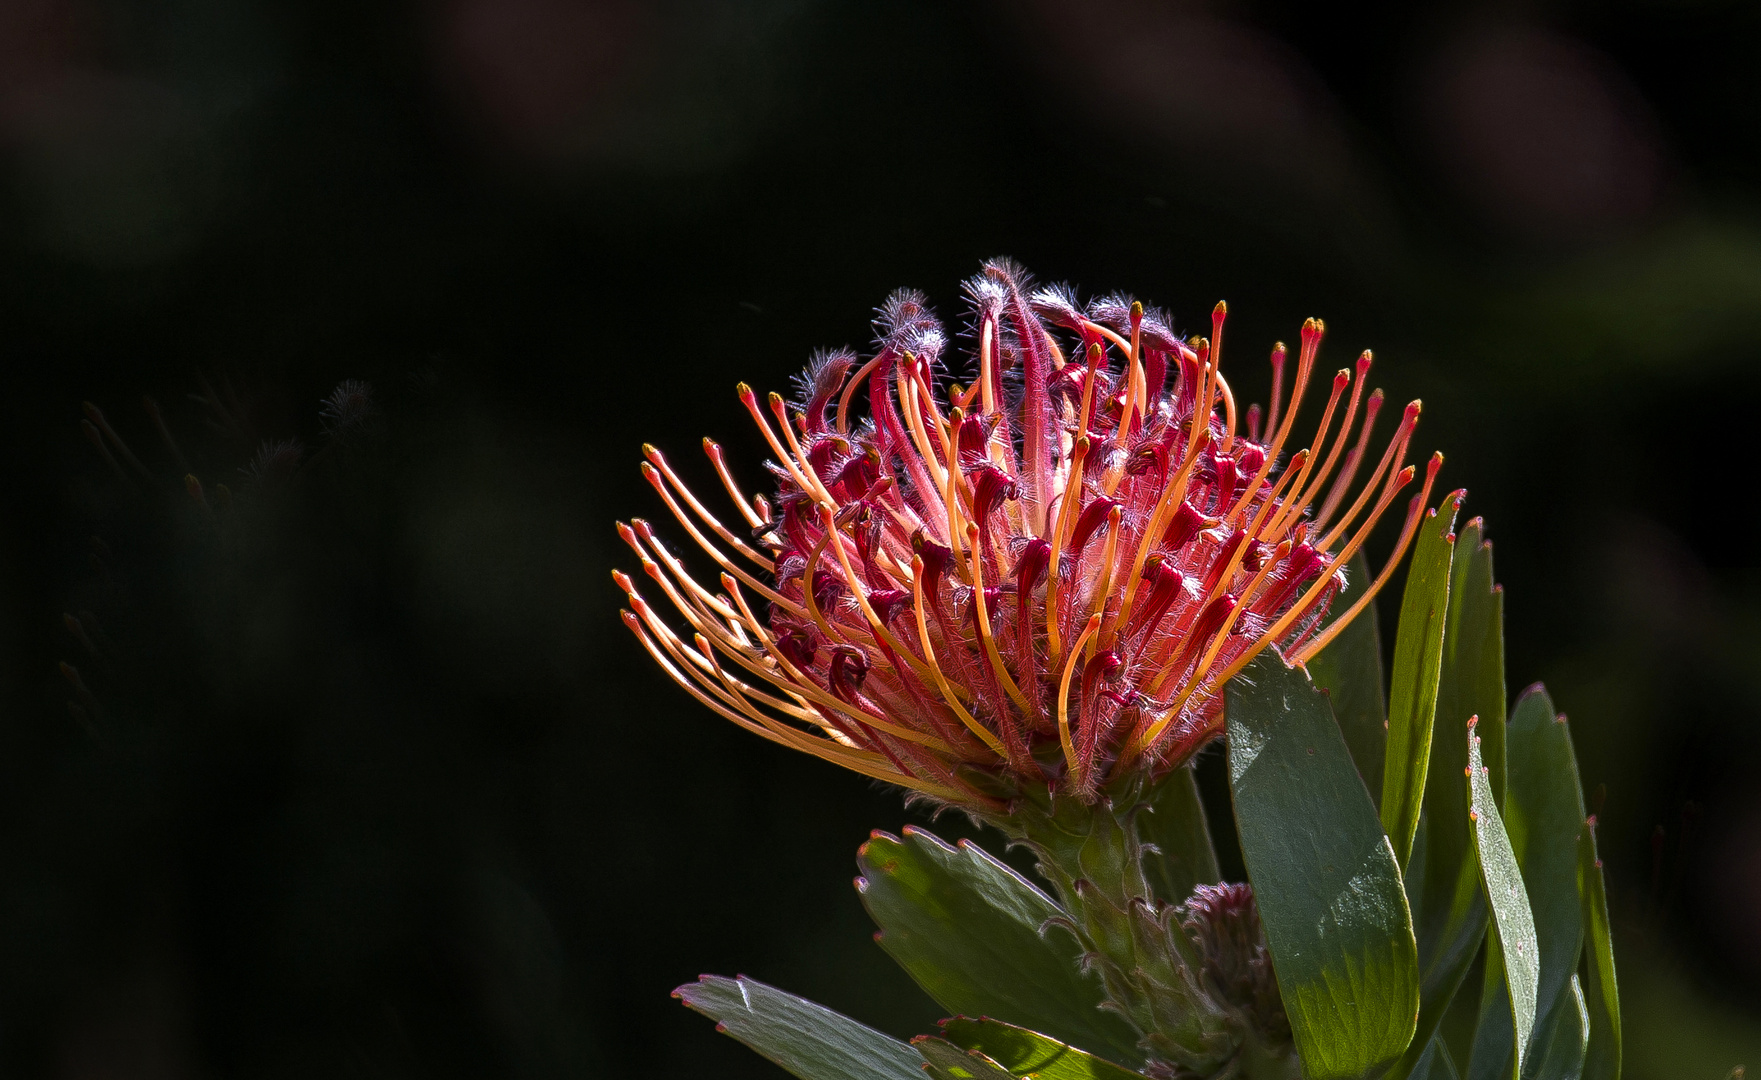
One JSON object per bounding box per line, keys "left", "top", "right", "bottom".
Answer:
{"left": 674, "top": 974, "right": 924, "bottom": 1080}
{"left": 916, "top": 1038, "right": 1018, "bottom": 1080}
{"left": 1523, "top": 975, "right": 1589, "bottom": 1080}
{"left": 1466, "top": 718, "right": 1541, "bottom": 1079}
{"left": 1440, "top": 519, "right": 1508, "bottom": 811}
{"left": 1504, "top": 687, "right": 1587, "bottom": 1058}
{"left": 1471, "top": 687, "right": 1592, "bottom": 1080}
{"left": 1467, "top": 936, "right": 1514, "bottom": 1080}
{"left": 1577, "top": 819, "right": 1621, "bottom": 1080}
{"left": 938, "top": 1017, "right": 1152, "bottom": 1080}
{"left": 1435, "top": 519, "right": 1507, "bottom": 813}
{"left": 1390, "top": 521, "right": 1506, "bottom": 1080}
{"left": 1225, "top": 653, "right": 1420, "bottom": 1078}
{"left": 1411, "top": 1032, "right": 1464, "bottom": 1080}
{"left": 1383, "top": 492, "right": 1467, "bottom": 868}
{"left": 1136, "top": 765, "right": 1219, "bottom": 906}
{"left": 856, "top": 827, "right": 1143, "bottom": 1066}
{"left": 1472, "top": 960, "right": 1591, "bottom": 1080}
{"left": 1307, "top": 550, "right": 1389, "bottom": 803}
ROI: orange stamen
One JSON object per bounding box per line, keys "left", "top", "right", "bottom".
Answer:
{"left": 1077, "top": 341, "right": 1104, "bottom": 438}
{"left": 645, "top": 444, "right": 774, "bottom": 569}
{"left": 769, "top": 391, "right": 839, "bottom": 507}
{"left": 1111, "top": 428, "right": 1212, "bottom": 635}
{"left": 740, "top": 384, "right": 828, "bottom": 509}
{"left": 1059, "top": 613, "right": 1104, "bottom": 780}
{"left": 1277, "top": 353, "right": 1372, "bottom": 537}
{"left": 1044, "top": 436, "right": 1093, "bottom": 664}
{"left": 1319, "top": 401, "right": 1419, "bottom": 551}
{"left": 821, "top": 505, "right": 946, "bottom": 691}
{"left": 1249, "top": 321, "right": 1323, "bottom": 499}
{"left": 1215, "top": 367, "right": 1238, "bottom": 452}
{"left": 1262, "top": 368, "right": 1351, "bottom": 538}
{"left": 911, "top": 555, "right": 1008, "bottom": 759}
{"left": 1126, "top": 301, "right": 1146, "bottom": 433}
{"left": 1133, "top": 452, "right": 1425, "bottom": 755}
{"left": 1294, "top": 461, "right": 1452, "bottom": 665}
{"left": 942, "top": 408, "right": 970, "bottom": 559}
{"left": 703, "top": 438, "right": 766, "bottom": 530}
{"left": 899, "top": 360, "right": 950, "bottom": 491}
{"left": 1263, "top": 342, "right": 1289, "bottom": 442}
{"left": 627, "top": 614, "right": 966, "bottom": 800}
{"left": 1316, "top": 388, "right": 1385, "bottom": 531}
{"left": 1140, "top": 540, "right": 1293, "bottom": 742}
{"left": 1089, "top": 504, "right": 1125, "bottom": 656}
{"left": 836, "top": 355, "right": 885, "bottom": 435}
{"left": 1265, "top": 459, "right": 1424, "bottom": 647}
{"left": 910, "top": 360, "right": 959, "bottom": 482}
{"left": 966, "top": 521, "right": 1035, "bottom": 717}
{"left": 1209, "top": 302, "right": 1232, "bottom": 453}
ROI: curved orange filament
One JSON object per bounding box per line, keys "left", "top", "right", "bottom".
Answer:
{"left": 1059, "top": 613, "right": 1104, "bottom": 782}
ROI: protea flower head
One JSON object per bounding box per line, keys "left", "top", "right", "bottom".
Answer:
{"left": 615, "top": 260, "right": 1439, "bottom": 810}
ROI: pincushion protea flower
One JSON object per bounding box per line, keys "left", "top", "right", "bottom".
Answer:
{"left": 615, "top": 260, "right": 1439, "bottom": 810}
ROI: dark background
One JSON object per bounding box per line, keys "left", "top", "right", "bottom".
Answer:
{"left": 3, "top": 0, "right": 1759, "bottom": 1076}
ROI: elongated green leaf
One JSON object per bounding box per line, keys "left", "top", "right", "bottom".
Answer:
{"left": 1439, "top": 966, "right": 1484, "bottom": 1069}
{"left": 1225, "top": 654, "right": 1419, "bottom": 1078}
{"left": 1444, "top": 520, "right": 1509, "bottom": 809}
{"left": 1434, "top": 519, "right": 1507, "bottom": 813}
{"left": 1473, "top": 687, "right": 1591, "bottom": 1080}
{"left": 1136, "top": 765, "right": 1219, "bottom": 906}
{"left": 1467, "top": 936, "right": 1514, "bottom": 1080}
{"left": 1404, "top": 812, "right": 1430, "bottom": 919}
{"left": 1412, "top": 1032, "right": 1464, "bottom": 1080}
{"left": 938, "top": 1017, "right": 1151, "bottom": 1080}
{"left": 1383, "top": 492, "right": 1467, "bottom": 868}
{"left": 675, "top": 974, "right": 924, "bottom": 1080}
{"left": 1577, "top": 820, "right": 1621, "bottom": 1080}
{"left": 1471, "top": 968, "right": 1588, "bottom": 1080}
{"left": 856, "top": 827, "right": 1142, "bottom": 1065}
{"left": 1523, "top": 975, "right": 1588, "bottom": 1080}
{"left": 1307, "top": 550, "right": 1389, "bottom": 802}
{"left": 1390, "top": 519, "right": 1506, "bottom": 1080}
{"left": 915, "top": 1035, "right": 1014, "bottom": 1078}
{"left": 1505, "top": 687, "right": 1586, "bottom": 1059}
{"left": 916, "top": 1038, "right": 1017, "bottom": 1080}
{"left": 1467, "top": 719, "right": 1541, "bottom": 1078}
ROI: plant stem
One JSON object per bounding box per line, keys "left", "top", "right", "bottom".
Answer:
{"left": 987, "top": 777, "right": 1298, "bottom": 1080}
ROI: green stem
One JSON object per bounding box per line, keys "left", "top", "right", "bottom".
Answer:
{"left": 986, "top": 777, "right": 1298, "bottom": 1080}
